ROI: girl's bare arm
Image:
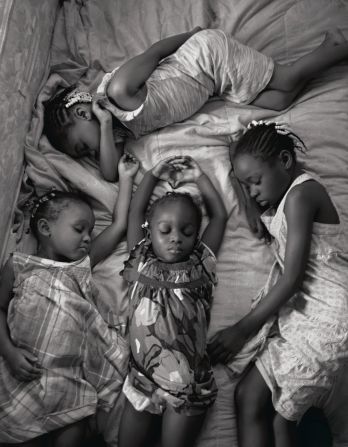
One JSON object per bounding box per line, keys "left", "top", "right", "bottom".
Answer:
{"left": 209, "top": 185, "right": 317, "bottom": 363}
{"left": 92, "top": 101, "right": 123, "bottom": 182}
{"left": 89, "top": 155, "right": 139, "bottom": 267}
{"left": 127, "top": 171, "right": 158, "bottom": 251}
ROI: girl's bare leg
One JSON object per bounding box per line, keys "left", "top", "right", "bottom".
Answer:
{"left": 161, "top": 407, "right": 206, "bottom": 447}
{"left": 252, "top": 29, "right": 348, "bottom": 110}
{"left": 118, "top": 399, "right": 153, "bottom": 447}
{"left": 52, "top": 419, "right": 87, "bottom": 447}
{"left": 274, "top": 413, "right": 297, "bottom": 447}
{"left": 235, "top": 365, "right": 275, "bottom": 447}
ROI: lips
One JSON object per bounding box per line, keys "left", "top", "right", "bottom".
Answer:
{"left": 257, "top": 199, "right": 268, "bottom": 207}
{"left": 168, "top": 246, "right": 183, "bottom": 254}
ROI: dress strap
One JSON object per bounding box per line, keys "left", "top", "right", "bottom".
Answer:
{"left": 275, "top": 172, "right": 317, "bottom": 218}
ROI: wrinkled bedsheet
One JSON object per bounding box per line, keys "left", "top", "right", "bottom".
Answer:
{"left": 23, "top": 0, "right": 348, "bottom": 445}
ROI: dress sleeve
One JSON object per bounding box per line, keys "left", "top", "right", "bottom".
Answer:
{"left": 120, "top": 238, "right": 149, "bottom": 283}
{"left": 198, "top": 241, "right": 218, "bottom": 286}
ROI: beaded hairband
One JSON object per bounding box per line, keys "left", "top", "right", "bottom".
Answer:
{"left": 64, "top": 90, "right": 92, "bottom": 109}
{"left": 31, "top": 191, "right": 56, "bottom": 218}
{"left": 247, "top": 120, "right": 306, "bottom": 153}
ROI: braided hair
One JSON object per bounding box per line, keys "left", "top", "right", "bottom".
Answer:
{"left": 43, "top": 86, "right": 77, "bottom": 150}
{"left": 29, "top": 190, "right": 92, "bottom": 239}
{"left": 232, "top": 121, "right": 306, "bottom": 164}
{"left": 146, "top": 192, "right": 202, "bottom": 231}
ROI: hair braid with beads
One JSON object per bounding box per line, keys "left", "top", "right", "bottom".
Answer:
{"left": 43, "top": 85, "right": 78, "bottom": 149}
{"left": 29, "top": 190, "right": 91, "bottom": 239}
{"left": 232, "top": 121, "right": 306, "bottom": 163}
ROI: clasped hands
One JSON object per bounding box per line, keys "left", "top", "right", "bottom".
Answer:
{"left": 152, "top": 155, "right": 203, "bottom": 188}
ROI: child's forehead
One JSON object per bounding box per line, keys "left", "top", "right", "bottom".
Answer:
{"left": 151, "top": 199, "right": 198, "bottom": 223}
{"left": 58, "top": 200, "right": 94, "bottom": 221}
{"left": 234, "top": 153, "right": 270, "bottom": 175}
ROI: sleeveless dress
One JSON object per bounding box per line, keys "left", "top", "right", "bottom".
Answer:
{"left": 252, "top": 173, "right": 348, "bottom": 421}
{"left": 121, "top": 239, "right": 218, "bottom": 415}
{"left": 97, "top": 29, "right": 274, "bottom": 139}
{"left": 0, "top": 253, "right": 128, "bottom": 443}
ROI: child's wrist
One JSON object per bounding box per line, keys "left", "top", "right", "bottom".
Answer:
{"left": 100, "top": 118, "right": 112, "bottom": 129}
{"left": 195, "top": 171, "right": 206, "bottom": 182}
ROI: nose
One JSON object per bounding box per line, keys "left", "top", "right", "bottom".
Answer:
{"left": 249, "top": 185, "right": 259, "bottom": 199}
{"left": 170, "top": 229, "right": 182, "bottom": 244}
{"left": 82, "top": 232, "right": 91, "bottom": 243}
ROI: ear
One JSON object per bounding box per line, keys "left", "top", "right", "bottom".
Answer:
{"left": 278, "top": 149, "right": 294, "bottom": 170}
{"left": 73, "top": 104, "right": 92, "bottom": 121}
{"left": 37, "top": 218, "right": 51, "bottom": 237}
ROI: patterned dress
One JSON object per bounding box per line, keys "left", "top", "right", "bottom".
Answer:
{"left": 253, "top": 173, "right": 348, "bottom": 421}
{"left": 121, "top": 239, "right": 218, "bottom": 415}
{"left": 97, "top": 29, "right": 274, "bottom": 139}
{"left": 0, "top": 253, "right": 129, "bottom": 443}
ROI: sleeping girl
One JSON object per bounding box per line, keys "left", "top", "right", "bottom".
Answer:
{"left": 209, "top": 121, "right": 348, "bottom": 447}
{"left": 0, "top": 155, "right": 138, "bottom": 446}
{"left": 43, "top": 27, "right": 348, "bottom": 182}
{"left": 118, "top": 155, "right": 227, "bottom": 447}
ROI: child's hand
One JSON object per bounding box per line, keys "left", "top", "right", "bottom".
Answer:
{"left": 208, "top": 323, "right": 248, "bottom": 365}
{"left": 92, "top": 96, "right": 112, "bottom": 125}
{"left": 7, "top": 347, "right": 42, "bottom": 382}
{"left": 118, "top": 153, "right": 139, "bottom": 179}
{"left": 151, "top": 156, "right": 183, "bottom": 187}
{"left": 169, "top": 155, "right": 203, "bottom": 187}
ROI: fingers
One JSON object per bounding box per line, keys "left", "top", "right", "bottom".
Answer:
{"left": 16, "top": 352, "right": 42, "bottom": 381}
{"left": 22, "top": 350, "right": 39, "bottom": 364}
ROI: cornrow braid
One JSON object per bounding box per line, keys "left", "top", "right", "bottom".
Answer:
{"left": 43, "top": 85, "right": 78, "bottom": 150}
{"left": 232, "top": 121, "right": 306, "bottom": 163}
{"left": 29, "top": 190, "right": 91, "bottom": 239}
{"left": 146, "top": 192, "right": 202, "bottom": 230}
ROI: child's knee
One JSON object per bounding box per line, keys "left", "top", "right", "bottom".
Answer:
{"left": 235, "top": 376, "right": 259, "bottom": 416}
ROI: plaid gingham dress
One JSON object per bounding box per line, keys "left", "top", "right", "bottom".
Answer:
{"left": 0, "top": 253, "right": 129, "bottom": 443}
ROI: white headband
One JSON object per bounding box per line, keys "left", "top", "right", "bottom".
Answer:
{"left": 64, "top": 90, "right": 92, "bottom": 109}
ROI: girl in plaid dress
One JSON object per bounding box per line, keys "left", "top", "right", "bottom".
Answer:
{"left": 0, "top": 155, "right": 138, "bottom": 446}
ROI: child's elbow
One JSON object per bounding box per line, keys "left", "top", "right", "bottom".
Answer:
{"left": 101, "top": 167, "right": 119, "bottom": 183}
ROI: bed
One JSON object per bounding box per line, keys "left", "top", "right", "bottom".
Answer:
{"left": 1, "top": 0, "right": 348, "bottom": 446}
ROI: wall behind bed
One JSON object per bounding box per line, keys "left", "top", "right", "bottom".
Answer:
{"left": 0, "top": 0, "right": 59, "bottom": 264}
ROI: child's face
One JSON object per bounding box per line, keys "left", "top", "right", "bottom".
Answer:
{"left": 47, "top": 202, "right": 95, "bottom": 262}
{"left": 233, "top": 153, "right": 292, "bottom": 208}
{"left": 149, "top": 201, "right": 199, "bottom": 263}
{"left": 63, "top": 109, "right": 101, "bottom": 159}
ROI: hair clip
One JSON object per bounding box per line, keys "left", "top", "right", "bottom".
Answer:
{"left": 64, "top": 90, "right": 92, "bottom": 109}
{"left": 247, "top": 119, "right": 273, "bottom": 129}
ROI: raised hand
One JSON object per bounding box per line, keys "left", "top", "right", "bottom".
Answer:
{"left": 169, "top": 155, "right": 203, "bottom": 187}
{"left": 6, "top": 347, "right": 42, "bottom": 382}
{"left": 151, "top": 156, "right": 183, "bottom": 187}
{"left": 118, "top": 153, "right": 139, "bottom": 179}
{"left": 92, "top": 95, "right": 112, "bottom": 125}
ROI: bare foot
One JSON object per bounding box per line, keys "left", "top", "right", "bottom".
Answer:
{"left": 322, "top": 29, "right": 347, "bottom": 47}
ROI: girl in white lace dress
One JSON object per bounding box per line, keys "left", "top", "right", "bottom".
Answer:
{"left": 209, "top": 121, "right": 348, "bottom": 447}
